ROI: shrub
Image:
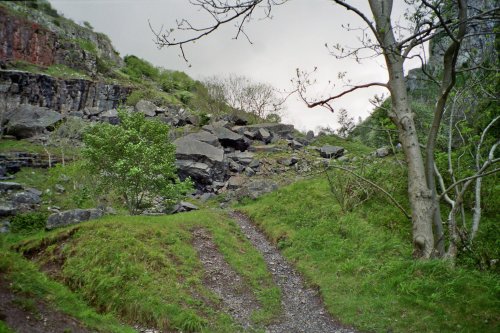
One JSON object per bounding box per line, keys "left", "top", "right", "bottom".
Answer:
{"left": 82, "top": 110, "right": 192, "bottom": 214}
{"left": 10, "top": 212, "right": 48, "bottom": 233}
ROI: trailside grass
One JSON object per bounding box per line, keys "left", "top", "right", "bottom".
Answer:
{"left": 238, "top": 174, "right": 500, "bottom": 332}
{"left": 7, "top": 210, "right": 280, "bottom": 332}
{"left": 0, "top": 249, "right": 135, "bottom": 333}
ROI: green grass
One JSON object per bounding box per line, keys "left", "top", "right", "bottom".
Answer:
{"left": 311, "top": 134, "right": 373, "bottom": 155}
{"left": 0, "top": 138, "right": 55, "bottom": 155}
{"left": 0, "top": 321, "right": 14, "bottom": 333}
{"left": 238, "top": 176, "right": 500, "bottom": 333}
{"left": 7, "top": 210, "right": 280, "bottom": 332}
{"left": 0, "top": 248, "right": 134, "bottom": 332}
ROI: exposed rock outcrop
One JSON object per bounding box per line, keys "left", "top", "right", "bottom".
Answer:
{"left": 0, "top": 70, "right": 131, "bottom": 113}
{"left": 46, "top": 208, "right": 103, "bottom": 230}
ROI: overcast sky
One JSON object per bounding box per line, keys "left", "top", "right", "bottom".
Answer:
{"left": 48, "top": 0, "right": 420, "bottom": 132}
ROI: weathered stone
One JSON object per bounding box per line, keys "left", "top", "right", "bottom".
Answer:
{"left": 0, "top": 204, "right": 16, "bottom": 217}
{"left": 135, "top": 99, "right": 157, "bottom": 117}
{"left": 279, "top": 156, "right": 299, "bottom": 167}
{"left": 248, "top": 159, "right": 261, "bottom": 170}
{"left": 12, "top": 191, "right": 41, "bottom": 205}
{"left": 229, "top": 160, "right": 245, "bottom": 173}
{"left": 319, "top": 145, "right": 344, "bottom": 159}
{"left": 306, "top": 130, "right": 315, "bottom": 141}
{"left": 171, "top": 201, "right": 199, "bottom": 214}
{"left": 227, "top": 176, "right": 246, "bottom": 190}
{"left": 227, "top": 151, "right": 255, "bottom": 166}
{"left": 245, "top": 167, "right": 256, "bottom": 177}
{"left": 255, "top": 128, "right": 272, "bottom": 143}
{"left": 54, "top": 184, "right": 65, "bottom": 193}
{"left": 173, "top": 137, "right": 226, "bottom": 187}
{"left": 175, "top": 160, "right": 212, "bottom": 185}
{"left": 288, "top": 140, "right": 304, "bottom": 150}
{"left": 0, "top": 182, "right": 23, "bottom": 192}
{"left": 174, "top": 137, "right": 224, "bottom": 165}
{"left": 100, "top": 109, "right": 119, "bottom": 124}
{"left": 46, "top": 208, "right": 103, "bottom": 230}
{"left": 199, "top": 192, "right": 215, "bottom": 203}
{"left": 205, "top": 126, "right": 249, "bottom": 151}
{"left": 5, "top": 104, "right": 63, "bottom": 139}
{"left": 375, "top": 147, "right": 391, "bottom": 158}
{"left": 181, "top": 131, "right": 220, "bottom": 147}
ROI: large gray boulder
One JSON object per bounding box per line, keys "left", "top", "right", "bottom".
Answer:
{"left": 319, "top": 145, "right": 344, "bottom": 159}
{"left": 375, "top": 147, "right": 391, "bottom": 158}
{"left": 5, "top": 105, "right": 63, "bottom": 139}
{"left": 204, "top": 125, "right": 249, "bottom": 151}
{"left": 46, "top": 208, "right": 104, "bottom": 230}
{"left": 173, "top": 137, "right": 226, "bottom": 188}
{"left": 174, "top": 137, "right": 224, "bottom": 165}
{"left": 227, "top": 151, "right": 255, "bottom": 166}
{"left": 182, "top": 131, "right": 220, "bottom": 147}
{"left": 134, "top": 99, "right": 157, "bottom": 117}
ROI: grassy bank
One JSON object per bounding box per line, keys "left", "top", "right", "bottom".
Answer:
{"left": 238, "top": 173, "right": 499, "bottom": 332}
{"left": 4, "top": 210, "right": 280, "bottom": 332}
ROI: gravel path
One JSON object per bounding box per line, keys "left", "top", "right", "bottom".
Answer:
{"left": 229, "top": 211, "right": 358, "bottom": 333}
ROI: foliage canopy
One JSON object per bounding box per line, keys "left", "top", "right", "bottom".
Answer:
{"left": 82, "top": 110, "right": 191, "bottom": 214}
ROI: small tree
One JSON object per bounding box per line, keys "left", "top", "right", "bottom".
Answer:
{"left": 82, "top": 110, "right": 191, "bottom": 215}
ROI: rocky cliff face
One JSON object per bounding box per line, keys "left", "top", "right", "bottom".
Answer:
{"left": 0, "top": 70, "right": 130, "bottom": 113}
{"left": 0, "top": 3, "right": 123, "bottom": 76}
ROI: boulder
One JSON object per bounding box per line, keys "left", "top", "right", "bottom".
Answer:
{"left": 227, "top": 176, "right": 246, "bottom": 190}
{"left": 171, "top": 201, "right": 199, "bottom": 214}
{"left": 227, "top": 151, "right": 255, "bottom": 166}
{"left": 205, "top": 126, "right": 249, "bottom": 151}
{"left": 248, "top": 159, "right": 261, "bottom": 170}
{"left": 175, "top": 160, "right": 212, "bottom": 185}
{"left": 5, "top": 105, "right": 63, "bottom": 139}
{"left": 0, "top": 203, "right": 16, "bottom": 217}
{"left": 375, "top": 147, "right": 391, "bottom": 158}
{"left": 288, "top": 140, "right": 304, "bottom": 150}
{"left": 255, "top": 128, "right": 272, "bottom": 143}
{"left": 100, "top": 109, "right": 119, "bottom": 124}
{"left": 173, "top": 137, "right": 226, "bottom": 187}
{"left": 46, "top": 208, "right": 104, "bottom": 230}
{"left": 12, "top": 191, "right": 41, "bottom": 205}
{"left": 229, "top": 160, "right": 245, "bottom": 173}
{"left": 135, "top": 99, "right": 157, "bottom": 117}
{"left": 181, "top": 131, "right": 220, "bottom": 147}
{"left": 319, "top": 145, "right": 344, "bottom": 159}
{"left": 279, "top": 156, "right": 299, "bottom": 167}
{"left": 238, "top": 180, "right": 278, "bottom": 199}
{"left": 306, "top": 130, "right": 315, "bottom": 141}
{"left": 0, "top": 182, "right": 23, "bottom": 192}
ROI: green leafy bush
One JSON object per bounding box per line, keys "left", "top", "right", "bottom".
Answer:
{"left": 10, "top": 212, "right": 48, "bottom": 233}
{"left": 122, "top": 55, "right": 159, "bottom": 81}
{"left": 82, "top": 110, "right": 192, "bottom": 214}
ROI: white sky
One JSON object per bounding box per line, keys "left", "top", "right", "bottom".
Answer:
{"left": 47, "top": 0, "right": 421, "bottom": 133}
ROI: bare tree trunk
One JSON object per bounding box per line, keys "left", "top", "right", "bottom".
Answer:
{"left": 369, "top": 0, "right": 435, "bottom": 258}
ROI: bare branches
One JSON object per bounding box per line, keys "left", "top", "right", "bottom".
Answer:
{"left": 327, "top": 165, "right": 411, "bottom": 219}
{"left": 151, "top": 0, "right": 287, "bottom": 61}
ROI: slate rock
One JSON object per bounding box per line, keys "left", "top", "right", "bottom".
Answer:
{"left": 306, "top": 130, "right": 315, "bottom": 141}
{"left": 232, "top": 123, "right": 295, "bottom": 138}
{"left": 255, "top": 128, "right": 272, "bottom": 143}
{"left": 12, "top": 191, "right": 41, "bottom": 205}
{"left": 227, "top": 151, "right": 255, "bottom": 166}
{"left": 46, "top": 208, "right": 104, "bottom": 230}
{"left": 181, "top": 131, "right": 220, "bottom": 147}
{"left": 0, "top": 204, "right": 16, "bottom": 217}
{"left": 171, "top": 201, "right": 199, "bottom": 214}
{"left": 206, "top": 126, "right": 249, "bottom": 151}
{"left": 319, "top": 145, "right": 344, "bottom": 158}
{"left": 0, "top": 182, "right": 23, "bottom": 192}
{"left": 288, "top": 140, "right": 304, "bottom": 150}
{"left": 135, "top": 99, "right": 157, "bottom": 117}
{"left": 5, "top": 105, "right": 63, "bottom": 139}
{"left": 227, "top": 176, "right": 246, "bottom": 190}
{"left": 279, "top": 156, "right": 299, "bottom": 167}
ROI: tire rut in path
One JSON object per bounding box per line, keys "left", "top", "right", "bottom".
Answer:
{"left": 228, "top": 211, "right": 358, "bottom": 333}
